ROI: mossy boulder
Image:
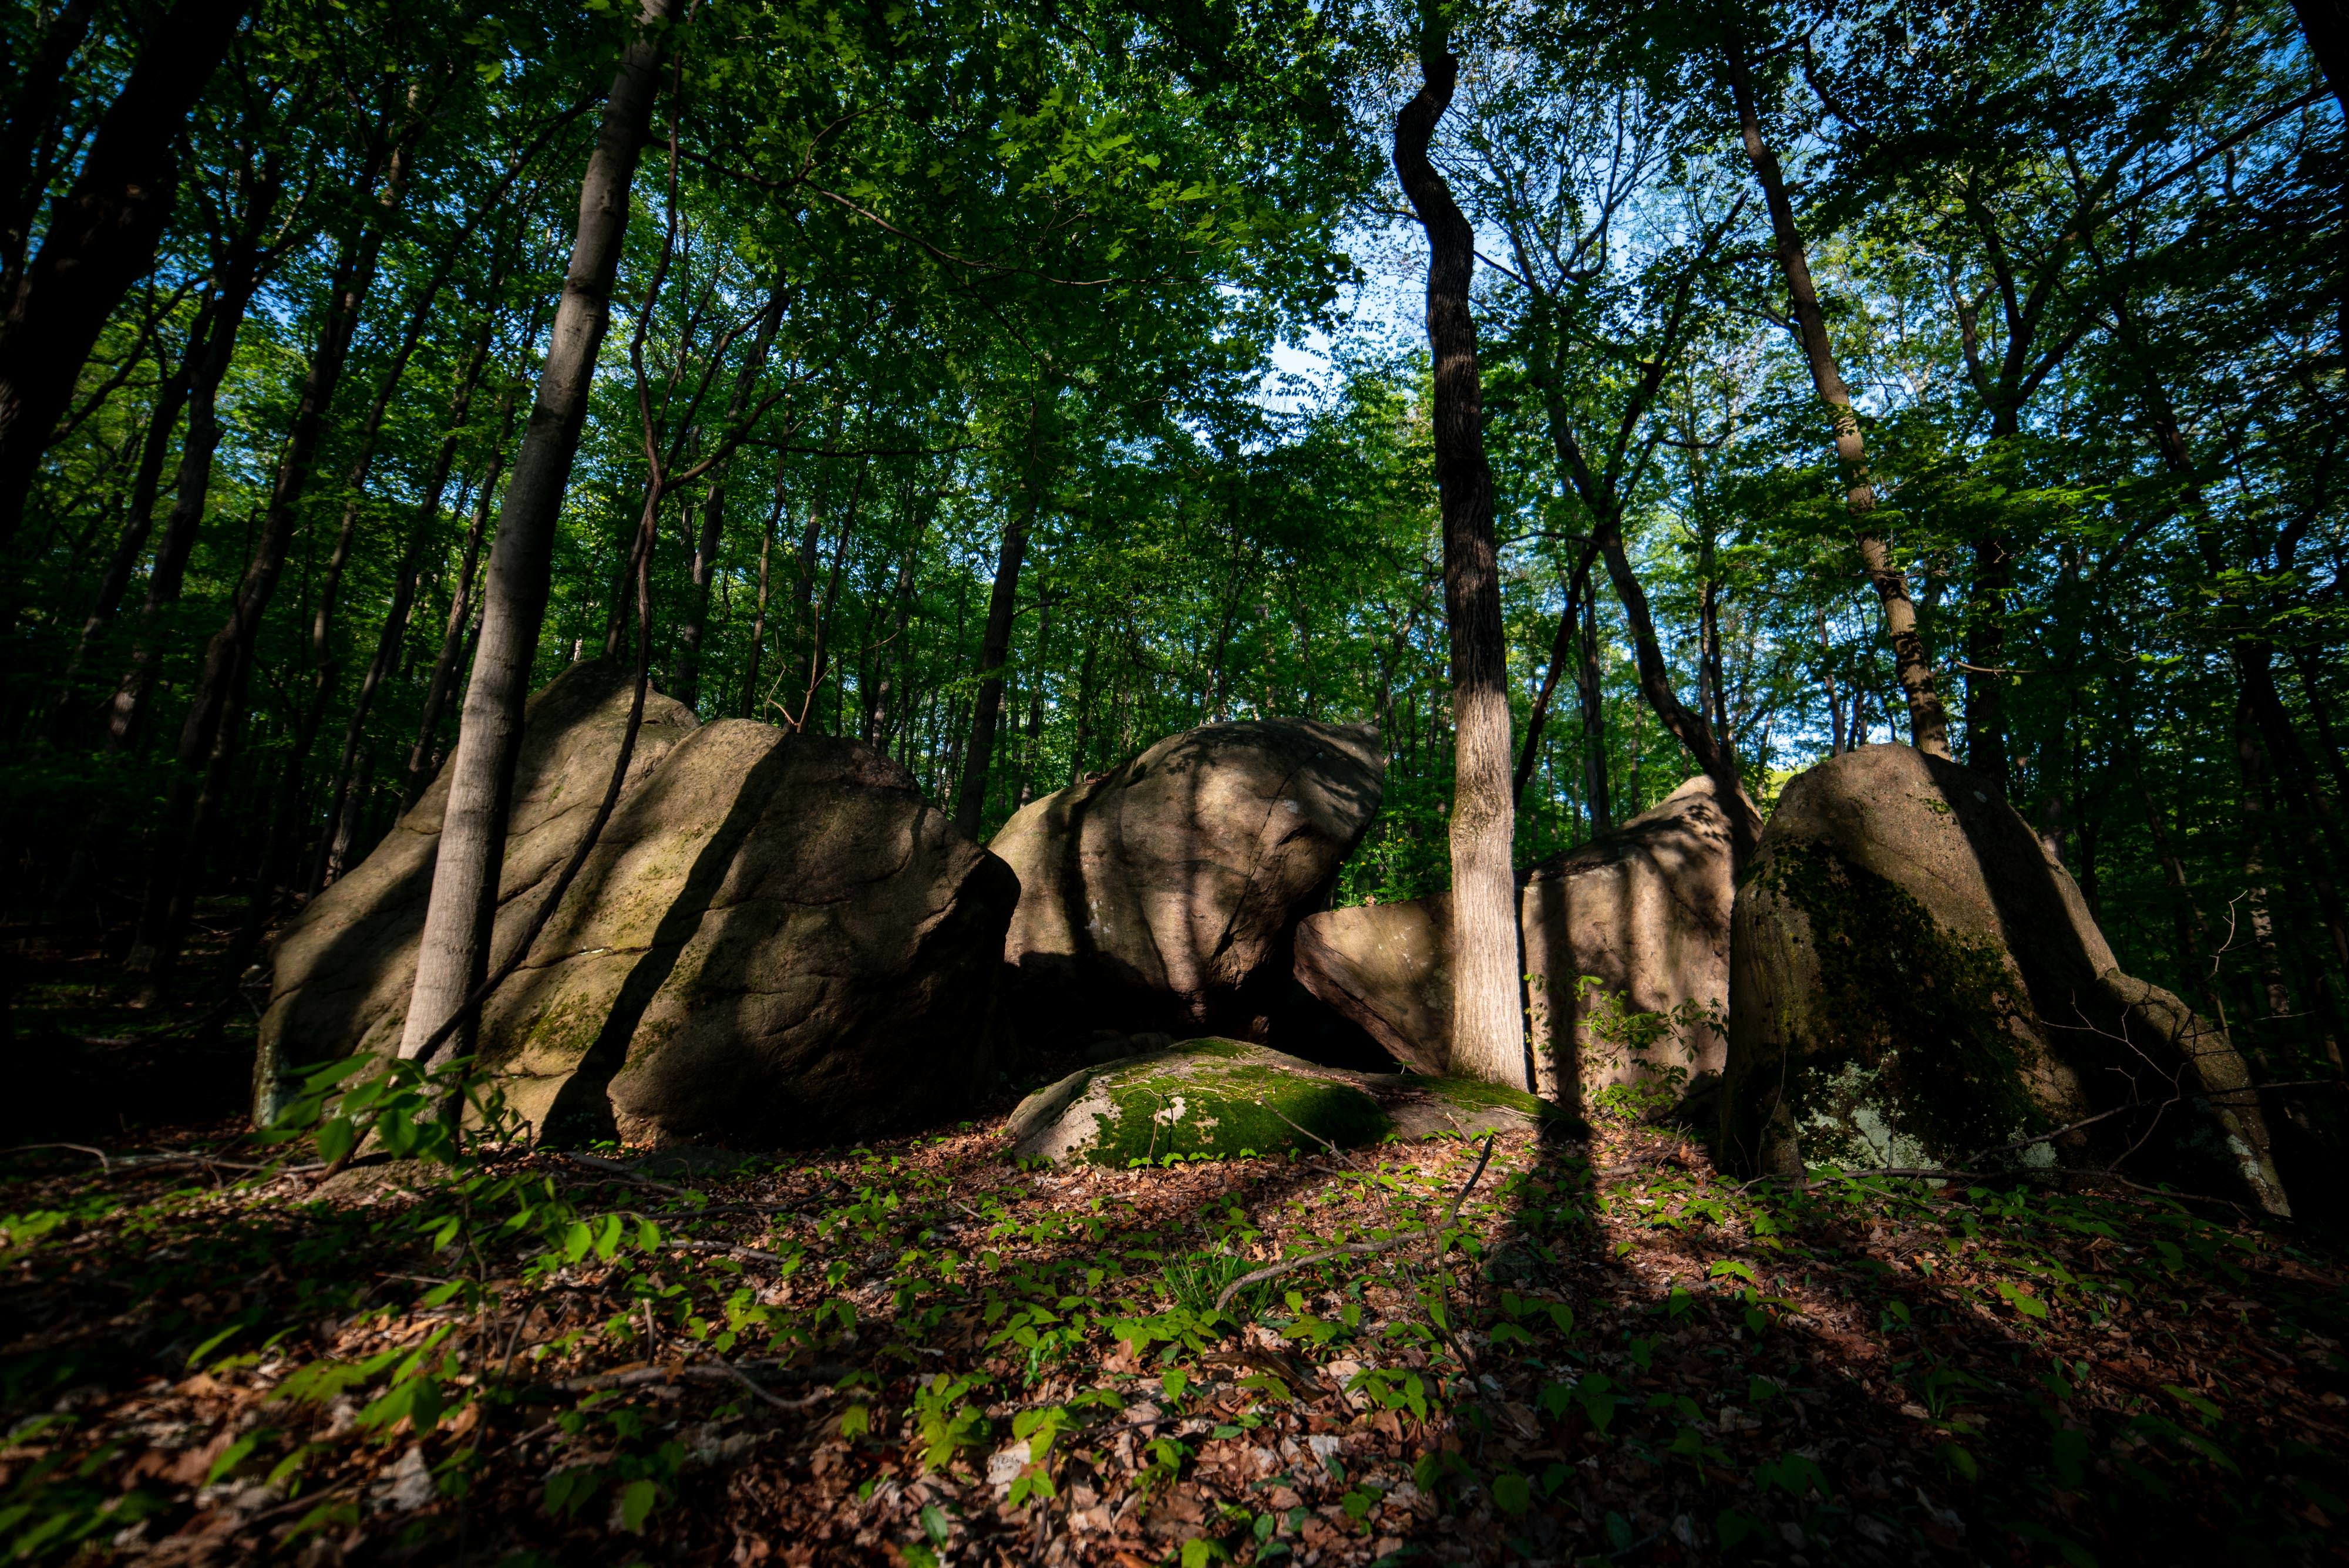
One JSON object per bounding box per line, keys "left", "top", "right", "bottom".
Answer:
{"left": 992, "top": 719, "right": 1383, "bottom": 1049}
{"left": 1723, "top": 745, "right": 2288, "bottom": 1214}
{"left": 257, "top": 659, "right": 698, "bottom": 1119}
{"left": 1294, "top": 775, "right": 1736, "bottom": 1108}
{"left": 1005, "top": 1039, "right": 1575, "bottom": 1166}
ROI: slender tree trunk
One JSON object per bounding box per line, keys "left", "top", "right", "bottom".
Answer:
{"left": 868, "top": 487, "right": 928, "bottom": 742}
{"left": 311, "top": 322, "right": 504, "bottom": 893}
{"left": 1722, "top": 41, "right": 1951, "bottom": 758}
{"left": 0, "top": 0, "right": 102, "bottom": 278}
{"left": 1515, "top": 541, "right": 1596, "bottom": 806}
{"left": 104, "top": 171, "right": 281, "bottom": 753}
{"left": 0, "top": 0, "right": 249, "bottom": 547}
{"left": 739, "top": 451, "right": 785, "bottom": 719}
{"left": 675, "top": 274, "right": 784, "bottom": 711}
{"left": 401, "top": 410, "right": 509, "bottom": 812}
{"left": 953, "top": 408, "right": 1048, "bottom": 839}
{"left": 124, "top": 139, "right": 400, "bottom": 994}
{"left": 400, "top": 0, "right": 679, "bottom": 1058}
{"left": 1018, "top": 587, "right": 1050, "bottom": 805}
{"left": 1395, "top": 38, "right": 1526, "bottom": 1089}
{"left": 45, "top": 295, "right": 210, "bottom": 745}
{"left": 1576, "top": 587, "right": 1610, "bottom": 835}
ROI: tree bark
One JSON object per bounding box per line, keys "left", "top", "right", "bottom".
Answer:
{"left": 102, "top": 162, "right": 283, "bottom": 753}
{"left": 0, "top": 0, "right": 102, "bottom": 282}
{"left": 0, "top": 0, "right": 249, "bottom": 549}
{"left": 953, "top": 406, "right": 1049, "bottom": 840}
{"left": 1395, "top": 39, "right": 1526, "bottom": 1089}
{"left": 45, "top": 290, "right": 213, "bottom": 745}
{"left": 738, "top": 450, "right": 786, "bottom": 719}
{"left": 1722, "top": 40, "right": 1952, "bottom": 759}
{"left": 1515, "top": 541, "right": 1596, "bottom": 807}
{"left": 399, "top": 0, "right": 679, "bottom": 1059}
{"left": 310, "top": 312, "right": 504, "bottom": 894}
{"left": 124, "top": 126, "right": 403, "bottom": 994}
{"left": 400, "top": 435, "right": 504, "bottom": 813}
{"left": 674, "top": 274, "right": 785, "bottom": 711}
{"left": 2293, "top": 0, "right": 2349, "bottom": 121}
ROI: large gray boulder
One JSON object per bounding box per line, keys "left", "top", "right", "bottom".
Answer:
{"left": 991, "top": 719, "right": 1384, "bottom": 1047}
{"left": 1293, "top": 776, "right": 1736, "bottom": 1105}
{"left": 1721, "top": 744, "right": 2287, "bottom": 1214}
{"left": 257, "top": 659, "right": 697, "bottom": 1117}
{"left": 258, "top": 665, "right": 1017, "bottom": 1146}
{"left": 1005, "top": 1038, "right": 1571, "bottom": 1166}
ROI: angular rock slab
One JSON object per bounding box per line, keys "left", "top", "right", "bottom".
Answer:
{"left": 257, "top": 659, "right": 697, "bottom": 1118}
{"left": 1723, "top": 744, "right": 2286, "bottom": 1214}
{"left": 1005, "top": 1039, "right": 1573, "bottom": 1167}
{"left": 489, "top": 721, "right": 1017, "bottom": 1144}
{"left": 992, "top": 719, "right": 1383, "bottom": 1046}
{"left": 1293, "top": 776, "right": 1736, "bottom": 1103}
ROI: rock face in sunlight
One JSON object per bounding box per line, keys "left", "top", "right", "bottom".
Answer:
{"left": 258, "top": 659, "right": 697, "bottom": 1111}
{"left": 259, "top": 664, "right": 1018, "bottom": 1146}
{"left": 1292, "top": 775, "right": 1736, "bottom": 1106}
{"left": 1004, "top": 1038, "right": 1570, "bottom": 1166}
{"left": 1721, "top": 743, "right": 2289, "bottom": 1214}
{"left": 991, "top": 718, "right": 1384, "bottom": 1048}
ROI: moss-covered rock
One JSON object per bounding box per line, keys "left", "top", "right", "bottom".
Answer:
{"left": 1723, "top": 745, "right": 2288, "bottom": 1215}
{"left": 1005, "top": 1039, "right": 1577, "bottom": 1166}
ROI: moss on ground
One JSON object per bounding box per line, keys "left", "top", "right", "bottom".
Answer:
{"left": 1081, "top": 1054, "right": 1390, "bottom": 1165}
{"left": 1751, "top": 840, "right": 2050, "bottom": 1167}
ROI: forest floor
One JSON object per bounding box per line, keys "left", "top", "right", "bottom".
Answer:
{"left": 5, "top": 936, "right": 2349, "bottom": 1567}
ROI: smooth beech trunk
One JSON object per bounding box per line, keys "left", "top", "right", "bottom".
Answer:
{"left": 1723, "top": 42, "right": 1951, "bottom": 760}
{"left": 400, "top": 445, "right": 502, "bottom": 812}
{"left": 738, "top": 451, "right": 786, "bottom": 718}
{"left": 0, "top": 0, "right": 248, "bottom": 548}
{"left": 399, "top": 0, "right": 679, "bottom": 1059}
{"left": 1395, "top": 42, "right": 1526, "bottom": 1089}
{"left": 311, "top": 314, "right": 503, "bottom": 894}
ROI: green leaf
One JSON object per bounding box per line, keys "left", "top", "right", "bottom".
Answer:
{"left": 1491, "top": 1471, "right": 1530, "bottom": 1515}
{"left": 315, "top": 1116, "right": 356, "bottom": 1166}
{"left": 618, "top": 1478, "right": 658, "bottom": 1532}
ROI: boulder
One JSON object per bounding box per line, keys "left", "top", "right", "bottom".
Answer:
{"left": 257, "top": 659, "right": 697, "bottom": 1118}
{"left": 1292, "top": 776, "right": 1736, "bottom": 1107}
{"left": 258, "top": 665, "right": 1018, "bottom": 1146}
{"left": 992, "top": 719, "right": 1384, "bottom": 1047}
{"left": 482, "top": 721, "right": 1017, "bottom": 1144}
{"left": 1721, "top": 744, "right": 2288, "bottom": 1214}
{"left": 1005, "top": 1038, "right": 1573, "bottom": 1166}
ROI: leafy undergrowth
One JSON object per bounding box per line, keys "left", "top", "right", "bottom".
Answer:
{"left": 4, "top": 1094, "right": 2347, "bottom": 1567}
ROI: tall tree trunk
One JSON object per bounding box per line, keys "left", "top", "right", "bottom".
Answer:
{"left": 310, "top": 314, "right": 504, "bottom": 894}
{"left": 45, "top": 291, "right": 213, "bottom": 745}
{"left": 1395, "top": 36, "right": 1526, "bottom": 1089}
{"left": 1018, "top": 586, "right": 1050, "bottom": 806}
{"left": 0, "top": 0, "right": 102, "bottom": 280}
{"left": 2291, "top": 0, "right": 2349, "bottom": 120}
{"left": 1515, "top": 541, "right": 1596, "bottom": 806}
{"left": 399, "top": 0, "right": 679, "bottom": 1059}
{"left": 1576, "top": 587, "right": 1610, "bottom": 835}
{"left": 103, "top": 166, "right": 282, "bottom": 753}
{"left": 675, "top": 274, "right": 785, "bottom": 711}
{"left": 123, "top": 132, "right": 402, "bottom": 995}
{"left": 1722, "top": 40, "right": 1952, "bottom": 759}
{"left": 0, "top": 0, "right": 249, "bottom": 548}
{"left": 738, "top": 450, "right": 786, "bottom": 719}
{"left": 400, "top": 440, "right": 503, "bottom": 813}
{"left": 953, "top": 408, "right": 1048, "bottom": 839}
{"left": 868, "top": 486, "right": 928, "bottom": 743}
